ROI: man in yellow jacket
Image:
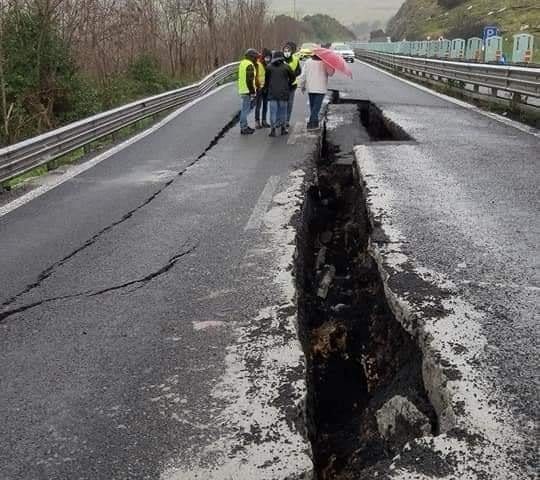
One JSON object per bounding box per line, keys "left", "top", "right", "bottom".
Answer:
{"left": 238, "top": 49, "right": 259, "bottom": 135}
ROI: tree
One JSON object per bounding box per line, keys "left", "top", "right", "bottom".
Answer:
{"left": 157, "top": 0, "right": 197, "bottom": 77}
{"left": 3, "top": 0, "right": 355, "bottom": 146}
{"left": 196, "top": 0, "right": 218, "bottom": 68}
{"left": 0, "top": 2, "right": 9, "bottom": 140}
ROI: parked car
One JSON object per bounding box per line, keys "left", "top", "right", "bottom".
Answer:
{"left": 298, "top": 43, "right": 319, "bottom": 60}
{"left": 331, "top": 43, "right": 355, "bottom": 63}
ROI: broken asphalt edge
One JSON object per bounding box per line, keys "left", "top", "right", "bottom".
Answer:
{"left": 160, "top": 135, "right": 319, "bottom": 480}
{"left": 352, "top": 143, "right": 529, "bottom": 480}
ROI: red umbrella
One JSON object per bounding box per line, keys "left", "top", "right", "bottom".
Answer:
{"left": 312, "top": 48, "right": 353, "bottom": 79}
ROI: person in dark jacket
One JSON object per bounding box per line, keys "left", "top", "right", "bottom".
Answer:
{"left": 283, "top": 41, "right": 301, "bottom": 127}
{"left": 265, "top": 51, "right": 296, "bottom": 137}
{"left": 255, "top": 48, "right": 272, "bottom": 129}
{"left": 237, "top": 48, "right": 259, "bottom": 135}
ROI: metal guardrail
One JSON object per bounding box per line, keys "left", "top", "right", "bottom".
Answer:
{"left": 0, "top": 62, "right": 240, "bottom": 184}
{"left": 355, "top": 50, "right": 540, "bottom": 100}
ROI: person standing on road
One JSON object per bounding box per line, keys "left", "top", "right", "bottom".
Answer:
{"left": 238, "top": 48, "right": 259, "bottom": 135}
{"left": 283, "top": 42, "right": 301, "bottom": 128}
{"left": 299, "top": 54, "right": 335, "bottom": 130}
{"left": 255, "top": 49, "right": 272, "bottom": 129}
{"left": 266, "top": 51, "right": 296, "bottom": 137}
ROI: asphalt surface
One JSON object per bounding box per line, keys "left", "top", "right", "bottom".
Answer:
{"left": 0, "top": 85, "right": 315, "bottom": 479}
{"left": 335, "top": 61, "right": 538, "bottom": 478}
{"left": 1, "top": 60, "right": 537, "bottom": 480}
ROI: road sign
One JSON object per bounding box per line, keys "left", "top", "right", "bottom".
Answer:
{"left": 483, "top": 26, "right": 499, "bottom": 43}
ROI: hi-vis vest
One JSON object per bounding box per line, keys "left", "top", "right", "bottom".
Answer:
{"left": 288, "top": 55, "right": 300, "bottom": 86}
{"left": 256, "top": 60, "right": 266, "bottom": 88}
{"left": 238, "top": 59, "right": 255, "bottom": 95}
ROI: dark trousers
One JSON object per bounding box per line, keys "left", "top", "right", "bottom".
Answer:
{"left": 255, "top": 90, "right": 268, "bottom": 124}
{"left": 269, "top": 100, "right": 288, "bottom": 128}
{"left": 308, "top": 93, "right": 325, "bottom": 126}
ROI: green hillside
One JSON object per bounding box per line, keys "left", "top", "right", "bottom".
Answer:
{"left": 387, "top": 0, "right": 539, "bottom": 60}
{"left": 271, "top": 13, "right": 356, "bottom": 46}
{"left": 302, "top": 14, "right": 357, "bottom": 43}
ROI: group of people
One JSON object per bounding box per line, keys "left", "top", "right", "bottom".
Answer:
{"left": 238, "top": 42, "right": 334, "bottom": 137}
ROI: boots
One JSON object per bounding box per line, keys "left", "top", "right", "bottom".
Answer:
{"left": 269, "top": 128, "right": 277, "bottom": 137}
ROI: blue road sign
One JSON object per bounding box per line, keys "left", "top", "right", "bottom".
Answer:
{"left": 483, "top": 26, "right": 499, "bottom": 43}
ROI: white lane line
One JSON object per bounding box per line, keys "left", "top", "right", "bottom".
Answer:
{"left": 357, "top": 60, "right": 540, "bottom": 138}
{"left": 0, "top": 83, "right": 234, "bottom": 219}
{"left": 244, "top": 176, "right": 281, "bottom": 231}
{"left": 287, "top": 122, "right": 305, "bottom": 145}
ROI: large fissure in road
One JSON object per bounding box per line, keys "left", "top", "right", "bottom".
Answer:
{"left": 295, "top": 101, "right": 436, "bottom": 479}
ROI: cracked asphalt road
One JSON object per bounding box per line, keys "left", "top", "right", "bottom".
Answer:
{"left": 2, "top": 61, "right": 537, "bottom": 480}
{"left": 331, "top": 61, "right": 539, "bottom": 478}
{"left": 0, "top": 84, "right": 315, "bottom": 479}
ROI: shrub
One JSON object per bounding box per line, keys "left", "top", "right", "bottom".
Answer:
{"left": 437, "top": 0, "right": 467, "bottom": 8}
{"left": 1, "top": 8, "right": 98, "bottom": 144}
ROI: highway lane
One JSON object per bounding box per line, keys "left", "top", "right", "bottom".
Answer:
{"left": 0, "top": 85, "right": 314, "bottom": 479}
{"left": 333, "top": 61, "right": 539, "bottom": 478}
{"left": 0, "top": 86, "right": 239, "bottom": 305}
{"left": 1, "top": 58, "right": 537, "bottom": 480}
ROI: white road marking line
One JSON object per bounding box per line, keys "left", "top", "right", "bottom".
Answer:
{"left": 0, "top": 83, "right": 234, "bottom": 219}
{"left": 357, "top": 60, "right": 540, "bottom": 138}
{"left": 244, "top": 176, "right": 281, "bottom": 231}
{"left": 287, "top": 121, "right": 304, "bottom": 145}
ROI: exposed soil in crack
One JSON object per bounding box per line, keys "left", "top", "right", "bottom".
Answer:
{"left": 295, "top": 102, "right": 435, "bottom": 479}
{"left": 0, "top": 113, "right": 238, "bottom": 321}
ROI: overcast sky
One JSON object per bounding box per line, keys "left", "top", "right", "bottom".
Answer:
{"left": 268, "top": 0, "right": 404, "bottom": 24}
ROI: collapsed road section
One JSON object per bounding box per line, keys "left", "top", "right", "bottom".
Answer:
{"left": 296, "top": 100, "right": 437, "bottom": 480}
{"left": 294, "top": 97, "right": 532, "bottom": 479}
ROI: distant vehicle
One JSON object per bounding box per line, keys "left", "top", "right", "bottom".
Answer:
{"left": 299, "top": 43, "right": 319, "bottom": 60}
{"left": 331, "top": 43, "right": 355, "bottom": 63}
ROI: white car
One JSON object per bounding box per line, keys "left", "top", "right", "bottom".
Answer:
{"left": 332, "top": 43, "right": 355, "bottom": 63}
